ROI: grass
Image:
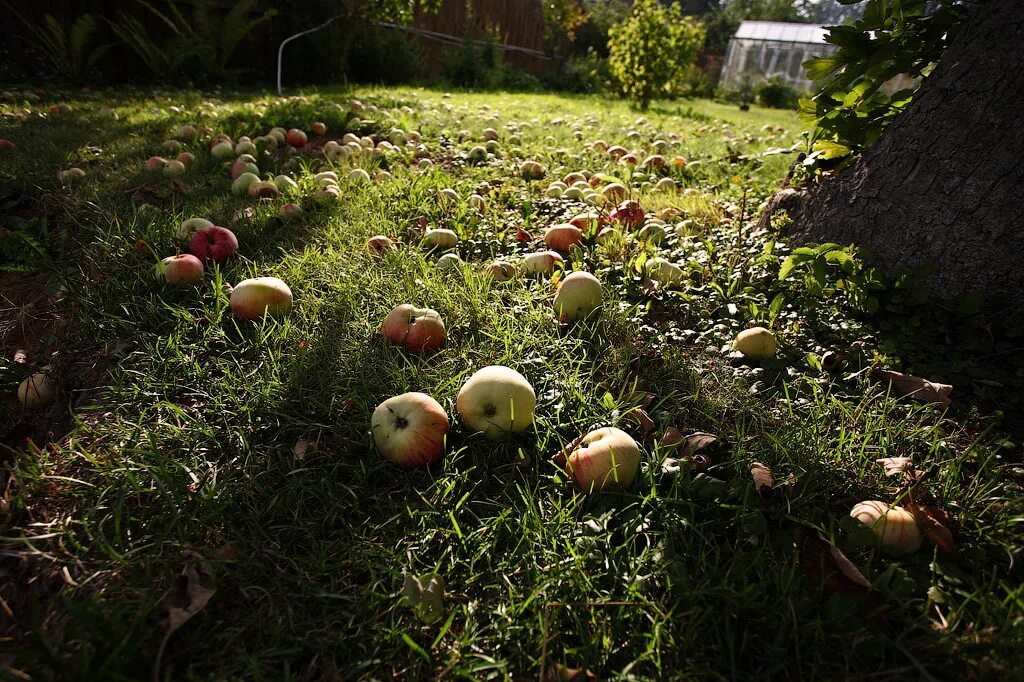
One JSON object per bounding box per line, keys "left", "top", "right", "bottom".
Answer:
{"left": 1, "top": 85, "right": 1022, "bottom": 681}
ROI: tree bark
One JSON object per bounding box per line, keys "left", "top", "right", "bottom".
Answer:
{"left": 783, "top": 0, "right": 1024, "bottom": 311}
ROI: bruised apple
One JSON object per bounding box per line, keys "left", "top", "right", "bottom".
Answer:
{"left": 381, "top": 304, "right": 446, "bottom": 353}
{"left": 456, "top": 366, "right": 536, "bottom": 440}
{"left": 564, "top": 427, "right": 640, "bottom": 492}
{"left": 372, "top": 392, "right": 449, "bottom": 468}
{"left": 230, "top": 277, "right": 293, "bottom": 320}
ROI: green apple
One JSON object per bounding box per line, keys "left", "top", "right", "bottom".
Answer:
{"left": 553, "top": 271, "right": 603, "bottom": 322}
{"left": 456, "top": 366, "right": 536, "bottom": 440}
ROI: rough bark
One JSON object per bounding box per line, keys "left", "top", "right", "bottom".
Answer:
{"left": 783, "top": 0, "right": 1024, "bottom": 311}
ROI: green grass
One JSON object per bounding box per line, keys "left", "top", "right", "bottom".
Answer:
{"left": 1, "top": 85, "right": 1022, "bottom": 681}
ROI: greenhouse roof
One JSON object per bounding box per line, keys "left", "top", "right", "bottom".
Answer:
{"left": 733, "top": 21, "right": 831, "bottom": 44}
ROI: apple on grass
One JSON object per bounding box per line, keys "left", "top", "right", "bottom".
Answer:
{"left": 543, "top": 224, "right": 584, "bottom": 252}
{"left": 646, "top": 258, "right": 684, "bottom": 286}
{"left": 436, "top": 253, "right": 463, "bottom": 272}
{"left": 732, "top": 327, "right": 777, "bottom": 359}
{"left": 211, "top": 141, "right": 234, "bottom": 160}
{"left": 523, "top": 251, "right": 563, "bottom": 276}
{"left": 146, "top": 156, "right": 167, "bottom": 172}
{"left": 456, "top": 366, "right": 536, "bottom": 440}
{"left": 381, "top": 304, "right": 445, "bottom": 353}
{"left": 286, "top": 128, "right": 307, "bottom": 147}
{"left": 850, "top": 501, "right": 922, "bottom": 554}
{"left": 189, "top": 226, "right": 238, "bottom": 263}
{"left": 18, "top": 372, "right": 55, "bottom": 409}
{"left": 367, "top": 235, "right": 396, "bottom": 256}
{"left": 553, "top": 271, "right": 603, "bottom": 322}
{"left": 484, "top": 261, "right": 515, "bottom": 281}
{"left": 311, "top": 121, "right": 327, "bottom": 136}
{"left": 423, "top": 228, "right": 458, "bottom": 249}
{"left": 372, "top": 392, "right": 449, "bottom": 468}
{"left": 177, "top": 217, "right": 213, "bottom": 241}
{"left": 163, "top": 160, "right": 186, "bottom": 178}
{"left": 563, "top": 427, "right": 640, "bottom": 492}
{"left": 230, "top": 277, "right": 293, "bottom": 320}
{"left": 154, "top": 254, "right": 204, "bottom": 285}
{"left": 231, "top": 172, "right": 259, "bottom": 196}
{"left": 279, "top": 203, "right": 303, "bottom": 220}
{"left": 609, "top": 200, "right": 645, "bottom": 227}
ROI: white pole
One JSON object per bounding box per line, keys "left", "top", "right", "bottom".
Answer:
{"left": 277, "top": 13, "right": 346, "bottom": 96}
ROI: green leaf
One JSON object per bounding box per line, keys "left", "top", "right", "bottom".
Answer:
{"left": 812, "top": 140, "right": 853, "bottom": 160}
{"left": 778, "top": 255, "right": 799, "bottom": 281}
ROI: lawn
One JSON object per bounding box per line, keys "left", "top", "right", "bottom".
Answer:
{"left": 1, "top": 86, "right": 1021, "bottom": 681}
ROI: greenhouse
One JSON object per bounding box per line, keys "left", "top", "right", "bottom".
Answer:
{"left": 719, "top": 20, "right": 838, "bottom": 91}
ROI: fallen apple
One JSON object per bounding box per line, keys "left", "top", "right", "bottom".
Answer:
{"left": 423, "top": 228, "right": 458, "bottom": 249}
{"left": 176, "top": 152, "right": 195, "bottom": 166}
{"left": 367, "top": 235, "right": 397, "bottom": 257}
{"left": 601, "top": 183, "right": 627, "bottom": 201}
{"left": 279, "top": 203, "right": 303, "bottom": 220}
{"left": 177, "top": 124, "right": 197, "bottom": 141}
{"left": 311, "top": 121, "right": 327, "bottom": 135}
{"left": 553, "top": 271, "right": 603, "bottom": 322}
{"left": 850, "top": 501, "right": 923, "bottom": 554}
{"left": 211, "top": 141, "right": 234, "bottom": 160}
{"left": 468, "top": 194, "right": 486, "bottom": 212}
{"left": 154, "top": 253, "right": 204, "bottom": 285}
{"left": 18, "top": 372, "right": 55, "bottom": 409}
{"left": 732, "top": 327, "right": 777, "bottom": 360}
{"left": 484, "top": 261, "right": 515, "bottom": 281}
{"left": 642, "top": 154, "right": 666, "bottom": 169}
{"left": 348, "top": 168, "right": 371, "bottom": 184}
{"left": 58, "top": 168, "right": 86, "bottom": 184}
{"left": 146, "top": 156, "right": 168, "bottom": 172}
{"left": 273, "top": 175, "right": 298, "bottom": 192}
{"left": 177, "top": 217, "right": 213, "bottom": 241}
{"left": 523, "top": 250, "right": 563, "bottom": 275}
{"left": 609, "top": 200, "right": 645, "bottom": 227}
{"left": 436, "top": 253, "right": 463, "bottom": 271}
{"left": 189, "top": 226, "right": 239, "bottom": 263}
{"left": 230, "top": 160, "right": 259, "bottom": 180}
{"left": 230, "top": 276, "right": 293, "bottom": 320}
{"left": 564, "top": 427, "right": 640, "bottom": 492}
{"left": 286, "top": 128, "right": 307, "bottom": 147}
{"left": 467, "top": 145, "right": 488, "bottom": 163}
{"left": 520, "top": 160, "right": 545, "bottom": 180}
{"left": 162, "top": 139, "right": 182, "bottom": 154}
{"left": 438, "top": 188, "right": 459, "bottom": 204}
{"left": 231, "top": 172, "right": 260, "bottom": 196}
{"left": 372, "top": 392, "right": 449, "bottom": 468}
{"left": 0, "top": 139, "right": 16, "bottom": 153}
{"left": 247, "top": 180, "right": 280, "bottom": 199}
{"left": 163, "top": 159, "right": 186, "bottom": 178}
{"left": 456, "top": 366, "right": 536, "bottom": 440}
{"left": 646, "top": 258, "right": 684, "bottom": 286}
{"left": 381, "top": 304, "right": 446, "bottom": 353}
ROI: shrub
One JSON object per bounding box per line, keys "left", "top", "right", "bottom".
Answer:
{"left": 440, "top": 34, "right": 503, "bottom": 88}
{"left": 756, "top": 77, "right": 800, "bottom": 109}
{"left": 545, "top": 49, "right": 613, "bottom": 94}
{"left": 346, "top": 28, "right": 423, "bottom": 84}
{"left": 607, "top": 0, "right": 705, "bottom": 109}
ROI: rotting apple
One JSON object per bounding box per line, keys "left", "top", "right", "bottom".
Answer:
{"left": 230, "top": 276, "right": 293, "bottom": 320}
{"left": 189, "top": 225, "right": 239, "bottom": 263}
{"left": 520, "top": 160, "right": 545, "bottom": 180}
{"left": 247, "top": 180, "right": 280, "bottom": 199}
{"left": 850, "top": 501, "right": 923, "bottom": 554}
{"left": 154, "top": 253, "right": 204, "bottom": 285}
{"left": 58, "top": 168, "right": 86, "bottom": 184}
{"left": 553, "top": 271, "right": 603, "bottom": 322}
{"left": 564, "top": 427, "right": 640, "bottom": 492}
{"left": 273, "top": 175, "right": 298, "bottom": 193}
{"left": 543, "top": 224, "right": 585, "bottom": 252}
{"left": 367, "top": 235, "right": 397, "bottom": 257}
{"left": 456, "top": 366, "right": 536, "bottom": 440}
{"left": 732, "top": 327, "right": 777, "bottom": 360}
{"left": 371, "top": 392, "right": 449, "bottom": 468}
{"left": 381, "top": 304, "right": 446, "bottom": 353}
{"left": 484, "top": 261, "right": 515, "bottom": 281}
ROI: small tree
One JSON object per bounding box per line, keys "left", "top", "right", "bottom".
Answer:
{"left": 607, "top": 0, "right": 705, "bottom": 109}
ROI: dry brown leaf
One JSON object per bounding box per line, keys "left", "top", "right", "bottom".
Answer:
{"left": 660, "top": 427, "right": 684, "bottom": 448}
{"left": 639, "top": 276, "right": 660, "bottom": 296}
{"left": 794, "top": 527, "right": 873, "bottom": 596}
{"left": 907, "top": 503, "right": 956, "bottom": 555}
{"left": 748, "top": 461, "right": 773, "bottom": 500}
{"left": 627, "top": 408, "right": 655, "bottom": 436}
{"left": 161, "top": 559, "right": 216, "bottom": 635}
{"left": 543, "top": 664, "right": 598, "bottom": 682}
{"left": 293, "top": 439, "right": 310, "bottom": 460}
{"left": 681, "top": 432, "right": 718, "bottom": 458}
{"left": 876, "top": 370, "right": 953, "bottom": 407}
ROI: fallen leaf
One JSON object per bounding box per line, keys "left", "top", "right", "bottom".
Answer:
{"left": 626, "top": 408, "right": 655, "bottom": 436}
{"left": 876, "top": 370, "right": 953, "bottom": 407}
{"left": 543, "top": 664, "right": 598, "bottom": 682}
{"left": 660, "top": 427, "right": 683, "bottom": 448}
{"left": 794, "top": 527, "right": 873, "bottom": 595}
{"left": 748, "top": 461, "right": 773, "bottom": 500}
{"left": 906, "top": 503, "right": 956, "bottom": 555}
{"left": 639, "top": 276, "right": 660, "bottom": 296}
{"left": 402, "top": 573, "right": 445, "bottom": 624}
{"left": 681, "top": 432, "right": 718, "bottom": 458}
{"left": 516, "top": 226, "right": 533, "bottom": 242}
{"left": 161, "top": 557, "right": 216, "bottom": 635}
{"left": 876, "top": 456, "right": 922, "bottom": 478}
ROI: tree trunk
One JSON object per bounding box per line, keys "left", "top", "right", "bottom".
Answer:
{"left": 783, "top": 0, "right": 1024, "bottom": 311}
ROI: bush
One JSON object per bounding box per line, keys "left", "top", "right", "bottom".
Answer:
{"left": 439, "top": 34, "right": 504, "bottom": 89}
{"left": 545, "top": 49, "right": 613, "bottom": 94}
{"left": 607, "top": 0, "right": 705, "bottom": 109}
{"left": 676, "top": 64, "right": 715, "bottom": 99}
{"left": 346, "top": 28, "right": 423, "bottom": 84}
{"left": 756, "top": 77, "right": 800, "bottom": 109}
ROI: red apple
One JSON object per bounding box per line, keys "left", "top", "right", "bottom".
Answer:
{"left": 176, "top": 151, "right": 195, "bottom": 165}
{"left": 381, "top": 304, "right": 446, "bottom": 353}
{"left": 643, "top": 154, "right": 666, "bottom": 169}
{"left": 311, "top": 121, "right": 327, "bottom": 135}
{"left": 620, "top": 154, "right": 638, "bottom": 165}
{"left": 279, "top": 203, "right": 303, "bottom": 220}
{"left": 543, "top": 224, "right": 585, "bottom": 252}
{"left": 371, "top": 392, "right": 449, "bottom": 468}
{"left": 146, "top": 156, "right": 167, "bottom": 172}
{"left": 286, "top": 128, "right": 307, "bottom": 147}
{"left": 230, "top": 277, "right": 293, "bottom": 320}
{"left": 189, "top": 226, "right": 239, "bottom": 263}
{"left": 154, "top": 254, "right": 204, "bottom": 285}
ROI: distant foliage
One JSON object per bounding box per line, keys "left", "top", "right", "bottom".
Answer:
{"left": 440, "top": 34, "right": 505, "bottom": 89}
{"left": 756, "top": 77, "right": 800, "bottom": 109}
{"left": 802, "top": 0, "right": 975, "bottom": 164}
{"left": 9, "top": 11, "right": 112, "bottom": 81}
{"left": 607, "top": 0, "right": 705, "bottom": 109}
{"left": 346, "top": 28, "right": 424, "bottom": 84}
